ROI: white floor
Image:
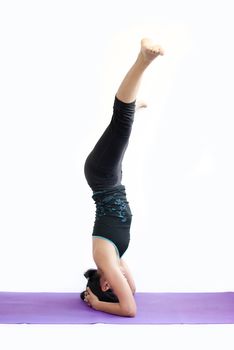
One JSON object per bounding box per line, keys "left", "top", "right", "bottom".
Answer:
{"left": 0, "top": 324, "right": 234, "bottom": 350}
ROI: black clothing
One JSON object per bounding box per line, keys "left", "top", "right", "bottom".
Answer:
{"left": 84, "top": 96, "right": 136, "bottom": 257}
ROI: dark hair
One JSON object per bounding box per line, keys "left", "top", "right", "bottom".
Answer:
{"left": 80, "top": 269, "right": 119, "bottom": 303}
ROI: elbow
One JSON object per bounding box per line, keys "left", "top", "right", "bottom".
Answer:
{"left": 123, "top": 305, "right": 137, "bottom": 317}
{"left": 128, "top": 307, "right": 137, "bottom": 317}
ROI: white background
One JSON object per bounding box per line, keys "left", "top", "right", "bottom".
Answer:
{"left": 0, "top": 0, "right": 233, "bottom": 348}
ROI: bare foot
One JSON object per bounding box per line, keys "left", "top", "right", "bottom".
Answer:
{"left": 136, "top": 100, "right": 148, "bottom": 111}
{"left": 140, "top": 38, "right": 164, "bottom": 63}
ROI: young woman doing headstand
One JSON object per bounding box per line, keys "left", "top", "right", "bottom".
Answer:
{"left": 81, "top": 38, "right": 164, "bottom": 317}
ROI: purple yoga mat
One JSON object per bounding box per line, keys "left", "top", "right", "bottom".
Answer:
{"left": 0, "top": 292, "right": 234, "bottom": 324}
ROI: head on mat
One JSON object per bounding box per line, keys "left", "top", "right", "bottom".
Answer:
{"left": 80, "top": 269, "right": 119, "bottom": 303}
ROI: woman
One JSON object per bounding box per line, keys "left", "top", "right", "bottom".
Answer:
{"left": 81, "top": 38, "right": 164, "bottom": 317}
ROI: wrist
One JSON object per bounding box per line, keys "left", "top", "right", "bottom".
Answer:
{"left": 93, "top": 300, "right": 101, "bottom": 311}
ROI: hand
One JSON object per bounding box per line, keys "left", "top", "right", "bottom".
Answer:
{"left": 84, "top": 287, "right": 99, "bottom": 309}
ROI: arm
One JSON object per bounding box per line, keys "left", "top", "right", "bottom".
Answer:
{"left": 91, "top": 241, "right": 137, "bottom": 316}
{"left": 86, "top": 266, "right": 137, "bottom": 317}
{"left": 90, "top": 292, "right": 136, "bottom": 317}
{"left": 119, "top": 258, "right": 136, "bottom": 294}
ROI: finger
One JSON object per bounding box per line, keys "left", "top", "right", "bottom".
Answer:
{"left": 85, "top": 296, "right": 91, "bottom": 306}
{"left": 86, "top": 294, "right": 91, "bottom": 302}
{"left": 84, "top": 296, "right": 90, "bottom": 306}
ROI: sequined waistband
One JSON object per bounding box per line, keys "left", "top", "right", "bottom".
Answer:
{"left": 92, "top": 185, "right": 131, "bottom": 223}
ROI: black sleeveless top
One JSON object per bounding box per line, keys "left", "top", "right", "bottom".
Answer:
{"left": 92, "top": 185, "right": 132, "bottom": 257}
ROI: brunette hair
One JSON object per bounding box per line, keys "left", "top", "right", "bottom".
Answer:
{"left": 80, "top": 269, "right": 119, "bottom": 303}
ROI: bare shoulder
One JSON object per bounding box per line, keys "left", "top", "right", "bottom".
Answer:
{"left": 92, "top": 237, "right": 119, "bottom": 268}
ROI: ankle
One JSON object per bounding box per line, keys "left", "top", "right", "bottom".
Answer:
{"left": 135, "top": 52, "right": 151, "bottom": 70}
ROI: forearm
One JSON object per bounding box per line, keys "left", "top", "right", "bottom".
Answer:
{"left": 120, "top": 260, "right": 136, "bottom": 294}
{"left": 93, "top": 301, "right": 136, "bottom": 317}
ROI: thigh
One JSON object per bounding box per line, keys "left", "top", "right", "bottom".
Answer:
{"left": 90, "top": 124, "right": 130, "bottom": 170}
{"left": 84, "top": 97, "right": 135, "bottom": 188}
{"left": 84, "top": 122, "right": 128, "bottom": 188}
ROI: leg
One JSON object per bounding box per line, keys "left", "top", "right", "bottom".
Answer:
{"left": 85, "top": 38, "right": 164, "bottom": 191}
{"left": 116, "top": 38, "right": 164, "bottom": 103}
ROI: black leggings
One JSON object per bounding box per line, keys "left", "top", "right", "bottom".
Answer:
{"left": 84, "top": 96, "right": 136, "bottom": 192}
